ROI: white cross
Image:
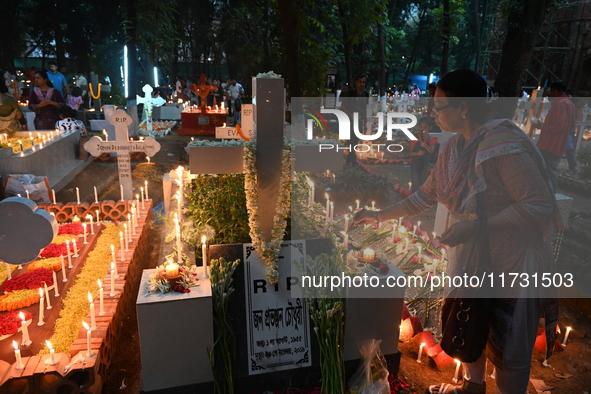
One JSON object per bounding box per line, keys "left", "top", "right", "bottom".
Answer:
{"left": 137, "top": 84, "right": 165, "bottom": 136}
{"left": 84, "top": 109, "right": 161, "bottom": 199}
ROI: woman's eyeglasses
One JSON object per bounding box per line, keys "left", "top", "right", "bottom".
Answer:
{"left": 431, "top": 103, "right": 454, "bottom": 116}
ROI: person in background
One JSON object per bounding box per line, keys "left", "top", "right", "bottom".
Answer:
{"left": 227, "top": 79, "right": 244, "bottom": 124}
{"left": 28, "top": 70, "right": 65, "bottom": 130}
{"left": 409, "top": 116, "right": 435, "bottom": 192}
{"left": 66, "top": 86, "right": 84, "bottom": 111}
{"left": 56, "top": 106, "right": 87, "bottom": 137}
{"left": 426, "top": 82, "right": 437, "bottom": 116}
{"left": 0, "top": 84, "right": 23, "bottom": 136}
{"left": 175, "top": 76, "right": 186, "bottom": 100}
{"left": 25, "top": 66, "right": 36, "bottom": 84}
{"left": 353, "top": 69, "right": 559, "bottom": 394}
{"left": 531, "top": 81, "right": 575, "bottom": 190}
{"left": 47, "top": 60, "right": 70, "bottom": 97}
{"left": 74, "top": 72, "right": 88, "bottom": 98}
{"left": 340, "top": 74, "right": 369, "bottom": 166}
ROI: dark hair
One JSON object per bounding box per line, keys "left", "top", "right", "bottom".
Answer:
{"left": 418, "top": 116, "right": 434, "bottom": 127}
{"left": 59, "top": 105, "right": 77, "bottom": 118}
{"left": 436, "top": 69, "right": 489, "bottom": 123}
{"left": 35, "top": 71, "right": 54, "bottom": 87}
{"left": 550, "top": 80, "right": 567, "bottom": 93}
{"left": 71, "top": 86, "right": 82, "bottom": 97}
{"left": 355, "top": 74, "right": 367, "bottom": 81}
{"left": 48, "top": 60, "right": 57, "bottom": 66}
{"left": 0, "top": 84, "right": 7, "bottom": 94}
{"left": 428, "top": 82, "right": 437, "bottom": 90}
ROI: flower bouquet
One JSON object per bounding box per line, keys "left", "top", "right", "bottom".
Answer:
{"left": 148, "top": 262, "right": 199, "bottom": 294}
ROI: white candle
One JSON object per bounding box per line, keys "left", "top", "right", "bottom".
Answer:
{"left": 52, "top": 272, "right": 59, "bottom": 297}
{"left": 202, "top": 235, "right": 209, "bottom": 278}
{"left": 453, "top": 359, "right": 461, "bottom": 382}
{"left": 432, "top": 231, "right": 437, "bottom": 240}
{"left": 562, "top": 326, "right": 572, "bottom": 346}
{"left": 120, "top": 184, "right": 124, "bottom": 201}
{"left": 355, "top": 199, "right": 360, "bottom": 210}
{"left": 176, "top": 225, "right": 182, "bottom": 265}
{"left": 166, "top": 262, "right": 179, "bottom": 277}
{"left": 363, "top": 248, "right": 375, "bottom": 262}
{"left": 76, "top": 187, "right": 80, "bottom": 204}
{"left": 5, "top": 263, "right": 10, "bottom": 280}
{"left": 44, "top": 282, "right": 52, "bottom": 309}
{"left": 94, "top": 186, "right": 98, "bottom": 203}
{"left": 325, "top": 193, "right": 330, "bottom": 224}
{"left": 405, "top": 238, "right": 409, "bottom": 250}
{"left": 83, "top": 224, "right": 88, "bottom": 244}
{"left": 110, "top": 245, "right": 119, "bottom": 278}
{"left": 52, "top": 189, "right": 56, "bottom": 203}
{"left": 46, "top": 340, "right": 56, "bottom": 365}
{"left": 408, "top": 182, "right": 412, "bottom": 190}
{"left": 124, "top": 223, "right": 129, "bottom": 251}
{"left": 441, "top": 248, "right": 446, "bottom": 261}
{"left": 95, "top": 209, "right": 99, "bottom": 224}
{"left": 87, "top": 215, "right": 95, "bottom": 235}
{"left": 371, "top": 201, "right": 375, "bottom": 209}
{"left": 176, "top": 191, "right": 181, "bottom": 218}
{"left": 119, "top": 232, "right": 125, "bottom": 261}
{"left": 307, "top": 177, "right": 315, "bottom": 207}
{"left": 344, "top": 232, "right": 349, "bottom": 249}
{"left": 344, "top": 214, "right": 349, "bottom": 233}
{"left": 88, "top": 292, "right": 97, "bottom": 330}
{"left": 417, "top": 343, "right": 425, "bottom": 363}
{"left": 349, "top": 206, "right": 353, "bottom": 212}
{"left": 60, "top": 255, "right": 67, "bottom": 282}
{"left": 418, "top": 245, "right": 422, "bottom": 258}
{"left": 110, "top": 263, "right": 116, "bottom": 296}
{"left": 72, "top": 239, "right": 79, "bottom": 257}
{"left": 26, "top": 190, "right": 30, "bottom": 199}
{"left": 38, "top": 288, "right": 45, "bottom": 326}
{"left": 329, "top": 202, "right": 334, "bottom": 222}
{"left": 392, "top": 224, "right": 397, "bottom": 242}
{"left": 136, "top": 197, "right": 141, "bottom": 219}
{"left": 332, "top": 173, "right": 336, "bottom": 183}
{"left": 130, "top": 213, "right": 136, "bottom": 236}
{"left": 13, "top": 341, "right": 24, "bottom": 370}
{"left": 398, "top": 217, "right": 402, "bottom": 226}
{"left": 97, "top": 279, "right": 105, "bottom": 316}
{"left": 145, "top": 180, "right": 149, "bottom": 200}
{"left": 417, "top": 221, "right": 421, "bottom": 231}
{"left": 82, "top": 322, "right": 93, "bottom": 357}
{"left": 412, "top": 226, "right": 417, "bottom": 238}
{"left": 140, "top": 187, "right": 145, "bottom": 209}
{"left": 19, "top": 312, "right": 31, "bottom": 345}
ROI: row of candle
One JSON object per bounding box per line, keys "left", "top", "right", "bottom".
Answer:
{"left": 69, "top": 181, "right": 150, "bottom": 205}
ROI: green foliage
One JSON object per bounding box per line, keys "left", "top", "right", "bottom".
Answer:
{"left": 576, "top": 147, "right": 591, "bottom": 180}
{"left": 100, "top": 84, "right": 126, "bottom": 106}
{"left": 186, "top": 174, "right": 251, "bottom": 245}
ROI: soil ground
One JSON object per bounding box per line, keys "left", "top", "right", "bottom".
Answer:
{"left": 53, "top": 128, "right": 591, "bottom": 394}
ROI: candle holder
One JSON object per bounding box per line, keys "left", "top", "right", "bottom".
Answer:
{"left": 358, "top": 255, "right": 382, "bottom": 268}
{"left": 158, "top": 266, "right": 187, "bottom": 288}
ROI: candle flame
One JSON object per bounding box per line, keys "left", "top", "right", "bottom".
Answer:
{"left": 13, "top": 340, "right": 18, "bottom": 350}
{"left": 39, "top": 288, "right": 44, "bottom": 297}
{"left": 88, "top": 292, "right": 93, "bottom": 303}
{"left": 454, "top": 359, "right": 461, "bottom": 365}
{"left": 147, "top": 156, "right": 151, "bottom": 163}
{"left": 82, "top": 321, "right": 90, "bottom": 331}
{"left": 201, "top": 235, "right": 207, "bottom": 244}
{"left": 97, "top": 279, "right": 102, "bottom": 288}
{"left": 19, "top": 312, "right": 25, "bottom": 321}
{"left": 45, "top": 340, "right": 53, "bottom": 350}
{"left": 110, "top": 244, "right": 115, "bottom": 252}
{"left": 325, "top": 193, "right": 329, "bottom": 200}
{"left": 111, "top": 262, "right": 115, "bottom": 270}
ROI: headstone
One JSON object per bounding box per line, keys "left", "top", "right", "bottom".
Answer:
{"left": 0, "top": 197, "right": 58, "bottom": 265}
{"left": 137, "top": 84, "right": 165, "bottom": 136}
{"left": 84, "top": 109, "right": 161, "bottom": 199}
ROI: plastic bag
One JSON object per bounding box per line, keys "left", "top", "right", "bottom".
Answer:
{"left": 5, "top": 174, "right": 52, "bottom": 204}
{"left": 347, "top": 339, "right": 390, "bottom": 394}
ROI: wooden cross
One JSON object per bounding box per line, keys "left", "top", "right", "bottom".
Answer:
{"left": 136, "top": 84, "right": 165, "bottom": 136}
{"left": 84, "top": 109, "right": 161, "bottom": 200}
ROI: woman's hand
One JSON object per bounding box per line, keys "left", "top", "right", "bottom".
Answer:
{"left": 439, "top": 221, "right": 475, "bottom": 247}
{"left": 351, "top": 208, "right": 380, "bottom": 227}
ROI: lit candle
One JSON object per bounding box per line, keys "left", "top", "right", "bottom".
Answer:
{"left": 66, "top": 239, "right": 74, "bottom": 269}
{"left": 95, "top": 209, "right": 99, "bottom": 224}
{"left": 349, "top": 206, "right": 353, "bottom": 212}
{"left": 19, "top": 312, "right": 31, "bottom": 346}
{"left": 119, "top": 232, "right": 125, "bottom": 261}
{"left": 343, "top": 231, "right": 349, "bottom": 249}
{"left": 140, "top": 187, "right": 145, "bottom": 209}
{"left": 562, "top": 326, "right": 572, "bottom": 346}
{"left": 110, "top": 262, "right": 116, "bottom": 296}
{"left": 124, "top": 223, "right": 129, "bottom": 251}
{"left": 72, "top": 239, "right": 79, "bottom": 257}
{"left": 166, "top": 262, "right": 179, "bottom": 277}
{"left": 363, "top": 248, "right": 375, "bottom": 262}
{"left": 46, "top": 340, "right": 56, "bottom": 365}
{"left": 145, "top": 180, "right": 149, "bottom": 200}
{"left": 418, "top": 246, "right": 422, "bottom": 258}
{"left": 82, "top": 322, "right": 93, "bottom": 357}
{"left": 44, "top": 282, "right": 52, "bottom": 309}
{"left": 120, "top": 184, "right": 124, "bottom": 201}
{"left": 398, "top": 217, "right": 402, "bottom": 226}
{"left": 83, "top": 224, "right": 88, "bottom": 244}
{"left": 52, "top": 189, "right": 56, "bottom": 203}
{"left": 329, "top": 202, "right": 334, "bottom": 222}
{"left": 60, "top": 255, "right": 67, "bottom": 282}
{"left": 93, "top": 186, "right": 98, "bottom": 204}
{"left": 432, "top": 232, "right": 436, "bottom": 240}
{"left": 355, "top": 199, "right": 360, "bottom": 210}
{"left": 13, "top": 341, "right": 24, "bottom": 370}
{"left": 130, "top": 212, "right": 136, "bottom": 236}
{"left": 102, "top": 129, "right": 108, "bottom": 141}
{"left": 87, "top": 215, "right": 95, "bottom": 235}
{"left": 417, "top": 221, "right": 421, "bottom": 231}
{"left": 26, "top": 190, "right": 30, "bottom": 199}
{"left": 176, "top": 225, "right": 182, "bottom": 265}
{"left": 408, "top": 182, "right": 412, "bottom": 190}
{"left": 97, "top": 279, "right": 105, "bottom": 315}
{"left": 76, "top": 187, "right": 80, "bottom": 204}
{"left": 332, "top": 173, "right": 336, "bottom": 183}
{"left": 325, "top": 193, "right": 330, "bottom": 224}
{"left": 371, "top": 201, "right": 375, "bottom": 209}
{"left": 344, "top": 214, "right": 349, "bottom": 233}
{"left": 110, "top": 245, "right": 118, "bottom": 278}
{"left": 441, "top": 248, "right": 446, "bottom": 261}
{"left": 52, "top": 272, "right": 59, "bottom": 297}
{"left": 38, "top": 288, "right": 45, "bottom": 326}
{"left": 5, "top": 263, "right": 10, "bottom": 280}
{"left": 417, "top": 343, "right": 425, "bottom": 363}
{"left": 88, "top": 292, "right": 97, "bottom": 330}
{"left": 412, "top": 226, "right": 417, "bottom": 238}
{"left": 306, "top": 176, "right": 314, "bottom": 207}
{"left": 453, "top": 359, "right": 461, "bottom": 382}
{"left": 202, "top": 235, "right": 209, "bottom": 278}
{"left": 326, "top": 169, "right": 330, "bottom": 178}
{"left": 136, "top": 197, "right": 142, "bottom": 219}
{"left": 176, "top": 191, "right": 181, "bottom": 218}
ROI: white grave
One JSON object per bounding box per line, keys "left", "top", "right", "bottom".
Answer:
{"left": 137, "top": 84, "right": 165, "bottom": 136}
{"left": 84, "top": 109, "right": 161, "bottom": 199}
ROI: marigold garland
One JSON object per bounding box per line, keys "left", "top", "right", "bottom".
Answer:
{"left": 27, "top": 257, "right": 62, "bottom": 272}
{"left": 88, "top": 83, "right": 102, "bottom": 100}
{"left": 0, "top": 263, "right": 18, "bottom": 286}
{"left": 38, "top": 224, "right": 121, "bottom": 355}
{"left": 0, "top": 289, "right": 40, "bottom": 312}
{"left": 243, "top": 140, "right": 291, "bottom": 285}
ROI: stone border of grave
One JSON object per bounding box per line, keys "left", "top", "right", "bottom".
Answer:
{"left": 0, "top": 202, "right": 152, "bottom": 394}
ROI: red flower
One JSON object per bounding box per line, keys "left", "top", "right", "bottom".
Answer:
{"left": 379, "top": 264, "right": 390, "bottom": 275}
{"left": 1, "top": 268, "right": 54, "bottom": 292}
{"left": 58, "top": 223, "right": 86, "bottom": 235}
{"left": 410, "top": 256, "right": 420, "bottom": 263}
{"left": 40, "top": 243, "right": 68, "bottom": 258}
{"left": 392, "top": 237, "right": 402, "bottom": 243}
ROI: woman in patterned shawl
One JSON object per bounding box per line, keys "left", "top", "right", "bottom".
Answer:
{"left": 353, "top": 69, "right": 559, "bottom": 394}
{"left": 28, "top": 71, "right": 65, "bottom": 130}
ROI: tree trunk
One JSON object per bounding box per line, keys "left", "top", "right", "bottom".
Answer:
{"left": 378, "top": 23, "right": 386, "bottom": 96}
{"left": 473, "top": 0, "right": 481, "bottom": 72}
{"left": 277, "top": 0, "right": 303, "bottom": 96}
{"left": 494, "top": 0, "right": 552, "bottom": 98}
{"left": 126, "top": 0, "right": 139, "bottom": 136}
{"left": 441, "top": 0, "right": 451, "bottom": 75}
{"left": 337, "top": 0, "right": 353, "bottom": 88}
